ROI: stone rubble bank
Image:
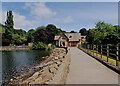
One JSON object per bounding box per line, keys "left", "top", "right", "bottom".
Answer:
{"left": 9, "top": 48, "right": 70, "bottom": 85}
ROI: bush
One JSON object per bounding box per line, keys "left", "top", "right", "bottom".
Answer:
{"left": 32, "top": 42, "right": 47, "bottom": 50}
{"left": 47, "top": 45, "right": 56, "bottom": 50}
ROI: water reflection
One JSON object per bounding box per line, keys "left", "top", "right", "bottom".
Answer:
{"left": 2, "top": 50, "right": 49, "bottom": 84}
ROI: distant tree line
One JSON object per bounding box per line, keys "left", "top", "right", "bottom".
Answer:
{"left": 1, "top": 11, "right": 66, "bottom": 46}
{"left": 79, "top": 21, "right": 120, "bottom": 45}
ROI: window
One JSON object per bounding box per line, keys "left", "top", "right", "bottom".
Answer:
{"left": 56, "top": 41, "right": 59, "bottom": 46}
{"left": 69, "top": 36, "right": 72, "bottom": 38}
{"left": 62, "top": 36, "right": 66, "bottom": 40}
{"left": 69, "top": 42, "right": 71, "bottom": 47}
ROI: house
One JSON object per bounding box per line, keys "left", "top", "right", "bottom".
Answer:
{"left": 54, "top": 32, "right": 81, "bottom": 47}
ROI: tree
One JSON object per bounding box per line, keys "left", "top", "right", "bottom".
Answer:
{"left": 2, "top": 33, "right": 11, "bottom": 46}
{"left": 14, "top": 29, "right": 26, "bottom": 36}
{"left": 103, "top": 34, "right": 119, "bottom": 44}
{"left": 5, "top": 11, "right": 14, "bottom": 40}
{"left": 35, "top": 29, "right": 53, "bottom": 44}
{"left": 26, "top": 29, "right": 35, "bottom": 43}
{"left": 12, "top": 34, "right": 27, "bottom": 45}
{"left": 86, "top": 21, "right": 120, "bottom": 45}
{"left": 36, "top": 26, "right": 46, "bottom": 31}
{"left": 0, "top": 24, "right": 6, "bottom": 33}
{"left": 86, "top": 29, "right": 102, "bottom": 44}
{"left": 46, "top": 24, "right": 58, "bottom": 36}
{"left": 79, "top": 28, "right": 87, "bottom": 35}
{"left": 70, "top": 31, "right": 76, "bottom": 33}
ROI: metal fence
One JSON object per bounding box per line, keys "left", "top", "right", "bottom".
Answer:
{"left": 78, "top": 44, "right": 120, "bottom": 67}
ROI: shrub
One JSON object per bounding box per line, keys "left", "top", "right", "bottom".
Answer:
{"left": 47, "top": 45, "right": 56, "bottom": 50}
{"left": 32, "top": 42, "right": 47, "bottom": 50}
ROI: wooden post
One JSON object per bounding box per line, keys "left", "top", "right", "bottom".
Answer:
{"left": 101, "top": 45, "right": 102, "bottom": 59}
{"left": 93, "top": 45, "right": 94, "bottom": 55}
{"left": 116, "top": 44, "right": 119, "bottom": 66}
{"left": 96, "top": 45, "right": 98, "bottom": 57}
{"left": 90, "top": 44, "right": 92, "bottom": 55}
{"left": 87, "top": 44, "right": 89, "bottom": 53}
{"left": 107, "top": 44, "right": 109, "bottom": 62}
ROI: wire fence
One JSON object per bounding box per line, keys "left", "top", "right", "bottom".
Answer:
{"left": 78, "top": 44, "right": 120, "bottom": 67}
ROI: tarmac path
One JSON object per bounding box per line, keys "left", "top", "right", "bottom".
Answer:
{"left": 66, "top": 47, "right": 118, "bottom": 84}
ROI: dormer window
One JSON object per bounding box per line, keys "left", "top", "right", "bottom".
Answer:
{"left": 69, "top": 36, "right": 72, "bottom": 38}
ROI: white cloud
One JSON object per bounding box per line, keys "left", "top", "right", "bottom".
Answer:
{"left": 86, "top": 25, "right": 95, "bottom": 30}
{"left": 1, "top": 2, "right": 57, "bottom": 30}
{"left": 2, "top": 10, "right": 33, "bottom": 29}
{"left": 23, "top": 2, "right": 56, "bottom": 18}
{"left": 2, "top": 10, "right": 6, "bottom": 23}
{"left": 63, "top": 16, "right": 74, "bottom": 23}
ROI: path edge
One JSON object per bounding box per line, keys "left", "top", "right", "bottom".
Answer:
{"left": 49, "top": 48, "right": 71, "bottom": 84}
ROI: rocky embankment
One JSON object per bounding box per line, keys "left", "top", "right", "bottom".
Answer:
{"left": 9, "top": 48, "right": 70, "bottom": 85}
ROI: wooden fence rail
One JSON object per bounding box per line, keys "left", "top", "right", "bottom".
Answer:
{"left": 78, "top": 44, "right": 120, "bottom": 67}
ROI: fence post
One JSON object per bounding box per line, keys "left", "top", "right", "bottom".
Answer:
{"left": 101, "top": 45, "right": 102, "bottom": 59}
{"left": 92, "top": 45, "right": 93, "bottom": 55}
{"left": 93, "top": 45, "right": 94, "bottom": 55}
{"left": 89, "top": 44, "right": 91, "bottom": 54}
{"left": 87, "top": 45, "right": 89, "bottom": 53}
{"left": 96, "top": 45, "right": 98, "bottom": 57}
{"left": 116, "top": 44, "right": 119, "bottom": 66}
{"left": 107, "top": 44, "right": 109, "bottom": 62}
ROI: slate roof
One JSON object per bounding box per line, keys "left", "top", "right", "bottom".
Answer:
{"left": 54, "top": 33, "right": 81, "bottom": 41}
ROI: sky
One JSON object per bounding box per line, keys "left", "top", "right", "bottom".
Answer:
{"left": 1, "top": 2, "right": 118, "bottom": 32}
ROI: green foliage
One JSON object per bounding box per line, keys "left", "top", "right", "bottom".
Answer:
{"left": 5, "top": 11, "right": 14, "bottom": 40}
{"left": 0, "top": 24, "right": 6, "bottom": 33}
{"left": 14, "top": 29, "right": 26, "bottom": 36}
{"left": 26, "top": 29, "right": 35, "bottom": 43}
{"left": 32, "top": 42, "right": 47, "bottom": 50}
{"left": 9, "top": 43, "right": 12, "bottom": 46}
{"left": 79, "top": 28, "right": 87, "bottom": 35}
{"left": 47, "top": 45, "right": 56, "bottom": 50}
{"left": 2, "top": 10, "right": 66, "bottom": 46}
{"left": 5, "top": 11, "right": 14, "bottom": 28}
{"left": 12, "top": 34, "right": 27, "bottom": 45}
{"left": 36, "top": 26, "right": 46, "bottom": 31}
{"left": 46, "top": 24, "right": 65, "bottom": 36}
{"left": 86, "top": 21, "right": 120, "bottom": 45}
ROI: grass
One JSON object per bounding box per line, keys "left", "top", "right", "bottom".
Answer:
{"left": 79, "top": 47, "right": 120, "bottom": 67}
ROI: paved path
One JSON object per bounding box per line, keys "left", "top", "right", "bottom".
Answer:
{"left": 66, "top": 47, "right": 118, "bottom": 84}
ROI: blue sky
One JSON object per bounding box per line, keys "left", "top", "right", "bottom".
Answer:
{"left": 2, "top": 2, "right": 118, "bottom": 32}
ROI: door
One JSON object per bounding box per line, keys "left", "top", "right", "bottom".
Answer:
{"left": 62, "top": 42, "right": 65, "bottom": 47}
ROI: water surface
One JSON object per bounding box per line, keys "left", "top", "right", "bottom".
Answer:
{"left": 2, "top": 50, "right": 49, "bottom": 84}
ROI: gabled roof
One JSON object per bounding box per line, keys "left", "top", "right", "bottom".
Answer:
{"left": 54, "top": 32, "right": 81, "bottom": 41}
{"left": 65, "top": 33, "right": 81, "bottom": 41}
